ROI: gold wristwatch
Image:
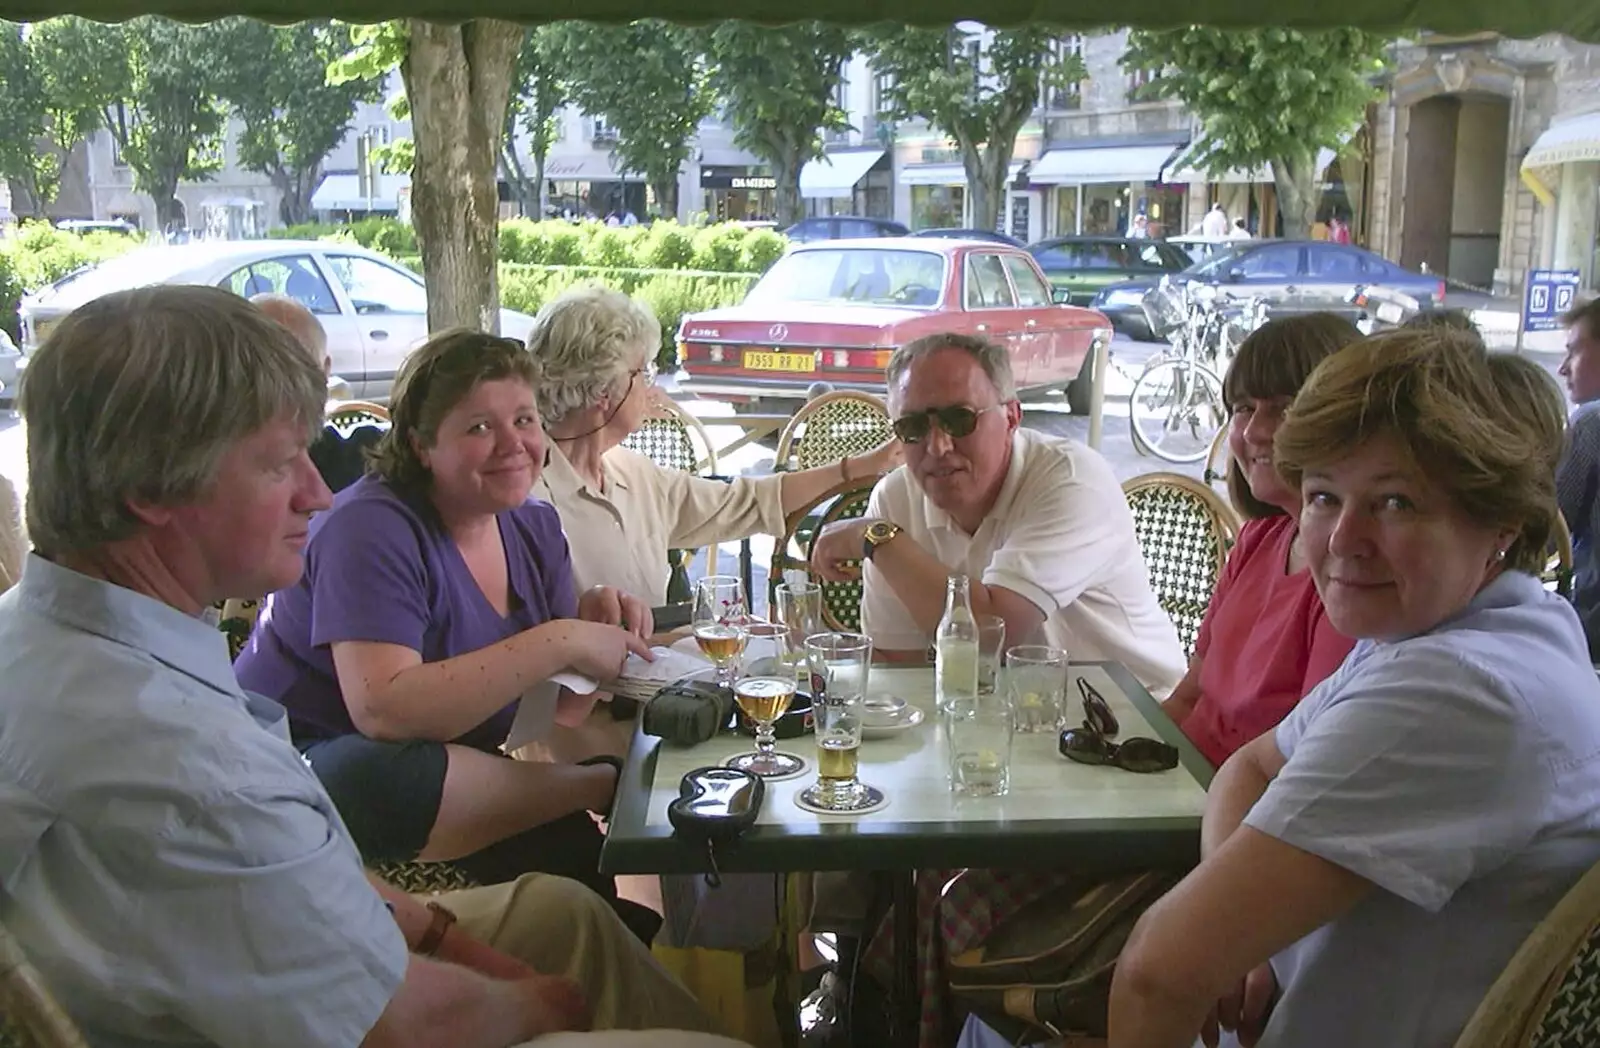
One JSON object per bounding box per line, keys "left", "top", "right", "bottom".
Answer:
{"left": 862, "top": 520, "right": 903, "bottom": 561}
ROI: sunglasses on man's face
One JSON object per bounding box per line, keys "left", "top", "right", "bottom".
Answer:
{"left": 891, "top": 404, "right": 1002, "bottom": 444}
{"left": 1058, "top": 677, "right": 1180, "bottom": 774}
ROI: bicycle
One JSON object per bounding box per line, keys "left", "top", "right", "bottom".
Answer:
{"left": 1128, "top": 279, "right": 1246, "bottom": 464}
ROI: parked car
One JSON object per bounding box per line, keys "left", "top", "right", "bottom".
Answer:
{"left": 909, "top": 227, "right": 1024, "bottom": 247}
{"left": 16, "top": 240, "right": 536, "bottom": 401}
{"left": 54, "top": 218, "right": 138, "bottom": 237}
{"left": 1026, "top": 236, "right": 1193, "bottom": 307}
{"left": 779, "top": 216, "right": 909, "bottom": 244}
{"left": 0, "top": 330, "right": 19, "bottom": 407}
{"left": 676, "top": 239, "right": 1112, "bottom": 414}
{"left": 1092, "top": 239, "right": 1448, "bottom": 340}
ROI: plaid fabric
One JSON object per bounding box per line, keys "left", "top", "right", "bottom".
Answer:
{"left": 861, "top": 868, "right": 1079, "bottom": 1048}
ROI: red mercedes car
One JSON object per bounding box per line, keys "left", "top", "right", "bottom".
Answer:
{"left": 677, "top": 239, "right": 1112, "bottom": 414}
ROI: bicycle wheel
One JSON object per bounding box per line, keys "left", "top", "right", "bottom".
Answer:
{"left": 1128, "top": 360, "right": 1227, "bottom": 464}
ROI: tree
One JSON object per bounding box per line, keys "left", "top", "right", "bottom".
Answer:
{"left": 1122, "top": 27, "right": 1388, "bottom": 236}
{"left": 333, "top": 20, "right": 525, "bottom": 333}
{"left": 706, "top": 22, "right": 855, "bottom": 227}
{"left": 548, "top": 21, "right": 712, "bottom": 218}
{"left": 503, "top": 27, "right": 568, "bottom": 219}
{"left": 31, "top": 17, "right": 228, "bottom": 232}
{"left": 869, "top": 25, "right": 1083, "bottom": 232}
{"left": 212, "top": 19, "right": 382, "bottom": 227}
{"left": 0, "top": 22, "right": 50, "bottom": 213}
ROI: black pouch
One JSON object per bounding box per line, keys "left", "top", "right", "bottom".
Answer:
{"left": 667, "top": 766, "right": 765, "bottom": 887}
{"left": 641, "top": 677, "right": 734, "bottom": 746}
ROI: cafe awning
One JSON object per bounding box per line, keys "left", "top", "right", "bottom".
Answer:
{"left": 3, "top": 0, "right": 1596, "bottom": 39}
{"left": 1026, "top": 144, "right": 1180, "bottom": 186}
{"left": 898, "top": 161, "right": 1024, "bottom": 186}
{"left": 1165, "top": 141, "right": 1340, "bottom": 185}
{"left": 310, "top": 173, "right": 408, "bottom": 212}
{"left": 799, "top": 149, "right": 885, "bottom": 199}
{"left": 1521, "top": 110, "right": 1600, "bottom": 205}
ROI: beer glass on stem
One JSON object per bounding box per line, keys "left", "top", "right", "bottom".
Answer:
{"left": 726, "top": 624, "right": 806, "bottom": 778}
{"left": 692, "top": 575, "right": 748, "bottom": 688}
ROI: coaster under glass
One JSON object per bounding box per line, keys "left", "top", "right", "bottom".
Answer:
{"left": 723, "top": 750, "right": 809, "bottom": 780}
{"left": 795, "top": 782, "right": 887, "bottom": 815}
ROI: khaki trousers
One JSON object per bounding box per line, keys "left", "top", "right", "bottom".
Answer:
{"left": 431, "top": 873, "right": 751, "bottom": 1047}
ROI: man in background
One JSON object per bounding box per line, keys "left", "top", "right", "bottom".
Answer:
{"left": 1558, "top": 296, "right": 1600, "bottom": 659}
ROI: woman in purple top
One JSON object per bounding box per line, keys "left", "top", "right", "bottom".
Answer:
{"left": 235, "top": 329, "right": 657, "bottom": 938}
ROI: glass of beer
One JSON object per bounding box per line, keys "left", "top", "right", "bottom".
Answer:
{"left": 692, "top": 575, "right": 748, "bottom": 687}
{"left": 800, "top": 632, "right": 874, "bottom": 812}
{"left": 726, "top": 669, "right": 806, "bottom": 778}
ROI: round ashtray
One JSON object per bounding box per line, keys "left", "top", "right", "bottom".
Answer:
{"left": 861, "top": 695, "right": 908, "bottom": 728}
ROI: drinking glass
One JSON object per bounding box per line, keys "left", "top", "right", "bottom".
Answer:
{"left": 947, "top": 693, "right": 1013, "bottom": 797}
{"left": 1005, "top": 645, "right": 1069, "bottom": 734}
{"left": 800, "top": 632, "right": 874, "bottom": 811}
{"left": 775, "top": 580, "right": 824, "bottom": 684}
{"left": 727, "top": 660, "right": 806, "bottom": 778}
{"left": 692, "top": 575, "right": 748, "bottom": 687}
{"left": 975, "top": 615, "right": 1007, "bottom": 697}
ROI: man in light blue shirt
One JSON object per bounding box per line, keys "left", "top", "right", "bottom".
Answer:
{"left": 0, "top": 286, "right": 737, "bottom": 1048}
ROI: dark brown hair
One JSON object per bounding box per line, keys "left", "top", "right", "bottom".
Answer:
{"left": 1565, "top": 296, "right": 1600, "bottom": 342}
{"left": 1220, "top": 312, "right": 1362, "bottom": 519}
{"left": 368, "top": 329, "right": 538, "bottom": 490}
{"left": 1275, "top": 329, "right": 1561, "bottom": 574}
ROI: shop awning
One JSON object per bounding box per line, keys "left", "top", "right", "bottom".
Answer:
{"left": 310, "top": 173, "right": 408, "bottom": 212}
{"left": 1521, "top": 110, "right": 1600, "bottom": 205}
{"left": 1165, "top": 141, "right": 1340, "bottom": 185}
{"left": 799, "top": 149, "right": 885, "bottom": 199}
{"left": 541, "top": 155, "right": 647, "bottom": 182}
{"left": 1026, "top": 144, "right": 1180, "bottom": 185}
{"left": 897, "top": 160, "right": 1023, "bottom": 186}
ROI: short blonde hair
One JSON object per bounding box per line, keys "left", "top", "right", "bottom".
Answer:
{"left": 21, "top": 285, "right": 325, "bottom": 555}
{"left": 1274, "top": 329, "right": 1561, "bottom": 574}
{"left": 367, "top": 329, "right": 538, "bottom": 490}
{"left": 525, "top": 286, "right": 659, "bottom": 425}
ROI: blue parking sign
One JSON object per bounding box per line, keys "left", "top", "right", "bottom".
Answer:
{"left": 1525, "top": 269, "right": 1583, "bottom": 332}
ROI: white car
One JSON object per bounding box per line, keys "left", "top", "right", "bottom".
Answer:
{"left": 17, "top": 240, "right": 536, "bottom": 402}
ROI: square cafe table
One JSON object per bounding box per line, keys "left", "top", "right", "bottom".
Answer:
{"left": 602, "top": 660, "right": 1215, "bottom": 1046}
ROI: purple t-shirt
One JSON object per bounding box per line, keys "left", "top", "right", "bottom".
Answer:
{"left": 234, "top": 475, "right": 577, "bottom": 753}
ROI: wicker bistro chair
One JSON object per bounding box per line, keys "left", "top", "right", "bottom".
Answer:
{"left": 0, "top": 917, "right": 89, "bottom": 1048}
{"left": 1453, "top": 857, "right": 1600, "bottom": 1048}
{"left": 769, "top": 476, "right": 878, "bottom": 633}
{"left": 326, "top": 399, "right": 390, "bottom": 432}
{"left": 1121, "top": 472, "right": 1241, "bottom": 659}
{"left": 1202, "top": 426, "right": 1231, "bottom": 495}
{"left": 773, "top": 390, "right": 893, "bottom": 475}
{"left": 210, "top": 601, "right": 481, "bottom": 896}
{"left": 620, "top": 398, "right": 723, "bottom": 586}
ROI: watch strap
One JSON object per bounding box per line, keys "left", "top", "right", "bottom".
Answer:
{"left": 416, "top": 901, "right": 458, "bottom": 956}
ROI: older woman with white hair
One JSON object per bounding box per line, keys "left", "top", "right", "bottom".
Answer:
{"left": 529, "top": 285, "right": 901, "bottom": 608}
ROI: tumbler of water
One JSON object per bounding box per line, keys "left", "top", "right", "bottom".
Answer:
{"left": 947, "top": 693, "right": 1013, "bottom": 797}
{"left": 1005, "top": 645, "right": 1069, "bottom": 734}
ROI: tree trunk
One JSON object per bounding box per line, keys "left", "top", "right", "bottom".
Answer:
{"left": 650, "top": 175, "right": 677, "bottom": 220}
{"left": 402, "top": 19, "right": 524, "bottom": 334}
{"left": 153, "top": 183, "right": 182, "bottom": 233}
{"left": 272, "top": 164, "right": 316, "bottom": 227}
{"left": 773, "top": 150, "right": 802, "bottom": 228}
{"left": 962, "top": 142, "right": 1011, "bottom": 233}
{"left": 533, "top": 150, "right": 548, "bottom": 220}
{"left": 1270, "top": 154, "right": 1320, "bottom": 237}
{"left": 501, "top": 141, "right": 536, "bottom": 218}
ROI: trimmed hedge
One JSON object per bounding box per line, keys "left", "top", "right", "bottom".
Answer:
{"left": 0, "top": 223, "right": 145, "bottom": 340}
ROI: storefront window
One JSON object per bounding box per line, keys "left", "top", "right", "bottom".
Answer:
{"left": 911, "top": 185, "right": 965, "bottom": 229}
{"left": 1142, "top": 185, "right": 1187, "bottom": 239}
{"left": 1054, "top": 187, "right": 1079, "bottom": 236}
{"left": 1082, "top": 184, "right": 1129, "bottom": 236}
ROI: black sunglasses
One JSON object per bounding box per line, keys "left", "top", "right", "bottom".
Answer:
{"left": 891, "top": 405, "right": 1000, "bottom": 444}
{"left": 1058, "top": 677, "right": 1179, "bottom": 774}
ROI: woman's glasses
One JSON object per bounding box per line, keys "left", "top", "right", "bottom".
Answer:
{"left": 891, "top": 404, "right": 1001, "bottom": 444}
{"left": 1058, "top": 677, "right": 1180, "bottom": 774}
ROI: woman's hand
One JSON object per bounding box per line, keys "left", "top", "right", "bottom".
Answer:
{"left": 558, "top": 619, "right": 653, "bottom": 683}
{"left": 578, "top": 585, "right": 654, "bottom": 638}
{"left": 856, "top": 436, "right": 905, "bottom": 479}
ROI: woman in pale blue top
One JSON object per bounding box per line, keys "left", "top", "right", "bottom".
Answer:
{"left": 1108, "top": 331, "right": 1600, "bottom": 1048}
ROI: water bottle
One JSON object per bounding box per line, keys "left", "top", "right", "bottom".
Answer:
{"left": 935, "top": 574, "right": 979, "bottom": 713}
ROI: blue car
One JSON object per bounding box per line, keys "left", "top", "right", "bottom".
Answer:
{"left": 1092, "top": 239, "right": 1448, "bottom": 341}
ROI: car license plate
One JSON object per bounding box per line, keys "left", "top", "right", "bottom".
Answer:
{"left": 744, "top": 349, "right": 815, "bottom": 372}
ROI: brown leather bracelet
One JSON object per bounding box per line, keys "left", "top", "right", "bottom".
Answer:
{"left": 415, "top": 900, "right": 457, "bottom": 956}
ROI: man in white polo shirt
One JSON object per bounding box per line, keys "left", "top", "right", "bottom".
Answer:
{"left": 811, "top": 332, "right": 1184, "bottom": 695}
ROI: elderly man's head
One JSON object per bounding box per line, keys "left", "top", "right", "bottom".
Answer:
{"left": 251, "top": 293, "right": 330, "bottom": 376}
{"left": 21, "top": 286, "right": 330, "bottom": 610}
{"left": 885, "top": 333, "right": 1020, "bottom": 527}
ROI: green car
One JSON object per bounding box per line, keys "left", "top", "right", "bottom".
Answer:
{"left": 1026, "top": 236, "right": 1194, "bottom": 308}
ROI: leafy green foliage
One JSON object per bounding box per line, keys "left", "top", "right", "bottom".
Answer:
{"left": 1122, "top": 27, "right": 1388, "bottom": 233}
{"left": 868, "top": 25, "right": 1083, "bottom": 231}
{"left": 0, "top": 222, "right": 144, "bottom": 338}
{"left": 545, "top": 21, "right": 713, "bottom": 216}
{"left": 211, "top": 20, "right": 382, "bottom": 226}
{"left": 0, "top": 23, "right": 52, "bottom": 210}
{"left": 503, "top": 26, "right": 568, "bottom": 213}
{"left": 328, "top": 21, "right": 412, "bottom": 173}
{"left": 705, "top": 22, "right": 856, "bottom": 226}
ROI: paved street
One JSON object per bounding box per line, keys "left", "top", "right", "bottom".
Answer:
{"left": 0, "top": 335, "right": 1568, "bottom": 618}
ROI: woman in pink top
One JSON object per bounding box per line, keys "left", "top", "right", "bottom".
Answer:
{"left": 1163, "top": 312, "right": 1363, "bottom": 766}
